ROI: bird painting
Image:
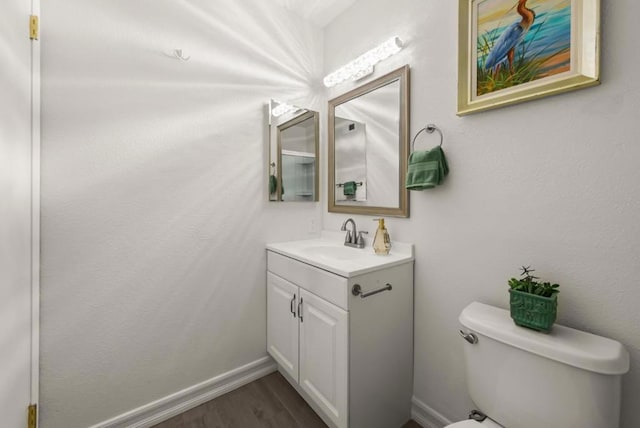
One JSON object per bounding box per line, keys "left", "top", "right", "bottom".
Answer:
{"left": 484, "top": 0, "right": 535, "bottom": 74}
{"left": 476, "top": 0, "right": 572, "bottom": 96}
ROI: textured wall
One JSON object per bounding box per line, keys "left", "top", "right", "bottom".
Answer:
{"left": 40, "top": 1, "right": 323, "bottom": 426}
{"left": 323, "top": 1, "right": 640, "bottom": 427}
{"left": 0, "top": 0, "right": 34, "bottom": 426}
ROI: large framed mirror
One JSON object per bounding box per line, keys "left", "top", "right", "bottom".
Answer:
{"left": 268, "top": 100, "right": 319, "bottom": 202}
{"left": 328, "top": 65, "right": 409, "bottom": 217}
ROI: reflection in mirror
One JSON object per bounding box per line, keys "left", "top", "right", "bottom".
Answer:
{"left": 329, "top": 66, "right": 409, "bottom": 217}
{"left": 335, "top": 118, "right": 367, "bottom": 202}
{"left": 268, "top": 100, "right": 319, "bottom": 202}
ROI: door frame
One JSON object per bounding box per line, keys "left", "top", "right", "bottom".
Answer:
{"left": 30, "top": 0, "right": 41, "bottom": 415}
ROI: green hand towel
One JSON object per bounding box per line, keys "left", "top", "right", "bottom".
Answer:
{"left": 343, "top": 181, "right": 357, "bottom": 196}
{"left": 405, "top": 146, "right": 449, "bottom": 190}
{"left": 269, "top": 175, "right": 284, "bottom": 196}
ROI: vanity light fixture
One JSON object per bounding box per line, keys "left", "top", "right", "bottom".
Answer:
{"left": 271, "top": 101, "right": 297, "bottom": 117}
{"left": 323, "top": 36, "right": 404, "bottom": 88}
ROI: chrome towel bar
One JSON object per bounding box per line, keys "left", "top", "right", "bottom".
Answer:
{"left": 352, "top": 283, "right": 392, "bottom": 298}
{"left": 336, "top": 181, "right": 363, "bottom": 188}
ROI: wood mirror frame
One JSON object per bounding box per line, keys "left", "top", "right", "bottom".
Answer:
{"left": 328, "top": 65, "right": 410, "bottom": 217}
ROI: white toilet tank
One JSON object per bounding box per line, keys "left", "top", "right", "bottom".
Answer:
{"left": 459, "top": 302, "right": 629, "bottom": 428}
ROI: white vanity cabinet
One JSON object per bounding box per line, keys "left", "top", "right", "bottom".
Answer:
{"left": 266, "top": 244, "right": 414, "bottom": 428}
{"left": 267, "top": 272, "right": 349, "bottom": 426}
{"left": 266, "top": 273, "right": 300, "bottom": 380}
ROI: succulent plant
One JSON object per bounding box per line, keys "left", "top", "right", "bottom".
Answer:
{"left": 508, "top": 266, "right": 559, "bottom": 298}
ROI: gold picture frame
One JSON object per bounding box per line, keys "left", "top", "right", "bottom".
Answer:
{"left": 458, "top": 0, "right": 600, "bottom": 115}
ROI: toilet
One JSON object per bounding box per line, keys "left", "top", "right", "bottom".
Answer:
{"left": 449, "top": 302, "right": 630, "bottom": 428}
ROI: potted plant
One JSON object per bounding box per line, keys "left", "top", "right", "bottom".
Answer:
{"left": 508, "top": 266, "right": 560, "bottom": 333}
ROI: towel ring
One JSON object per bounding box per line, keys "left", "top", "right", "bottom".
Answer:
{"left": 411, "top": 124, "right": 443, "bottom": 152}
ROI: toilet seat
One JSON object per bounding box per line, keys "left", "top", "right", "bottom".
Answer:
{"left": 445, "top": 421, "right": 483, "bottom": 428}
{"left": 445, "top": 421, "right": 481, "bottom": 427}
{"left": 445, "top": 418, "right": 503, "bottom": 428}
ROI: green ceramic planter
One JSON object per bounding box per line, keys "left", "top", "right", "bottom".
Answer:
{"left": 509, "top": 289, "right": 557, "bottom": 333}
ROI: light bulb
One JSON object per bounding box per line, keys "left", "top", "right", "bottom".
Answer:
{"left": 322, "top": 36, "right": 404, "bottom": 87}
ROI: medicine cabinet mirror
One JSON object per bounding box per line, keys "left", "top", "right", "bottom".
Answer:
{"left": 268, "top": 100, "right": 319, "bottom": 202}
{"left": 328, "top": 65, "right": 409, "bottom": 217}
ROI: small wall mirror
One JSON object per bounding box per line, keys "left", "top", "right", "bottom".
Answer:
{"left": 328, "top": 65, "right": 410, "bottom": 217}
{"left": 268, "top": 100, "right": 319, "bottom": 202}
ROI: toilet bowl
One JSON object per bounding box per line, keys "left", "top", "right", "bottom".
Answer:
{"left": 449, "top": 302, "right": 629, "bottom": 428}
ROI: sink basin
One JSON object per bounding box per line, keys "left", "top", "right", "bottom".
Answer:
{"left": 266, "top": 231, "right": 414, "bottom": 277}
{"left": 300, "top": 245, "right": 368, "bottom": 261}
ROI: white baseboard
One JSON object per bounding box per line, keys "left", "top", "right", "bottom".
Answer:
{"left": 90, "top": 356, "right": 277, "bottom": 428}
{"left": 411, "top": 396, "right": 453, "bottom": 428}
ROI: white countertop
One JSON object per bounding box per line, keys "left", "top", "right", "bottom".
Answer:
{"left": 266, "top": 231, "right": 414, "bottom": 277}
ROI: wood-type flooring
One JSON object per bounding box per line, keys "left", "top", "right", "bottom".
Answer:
{"left": 153, "top": 372, "right": 423, "bottom": 428}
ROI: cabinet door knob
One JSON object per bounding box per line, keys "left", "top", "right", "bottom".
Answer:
{"left": 298, "top": 297, "right": 304, "bottom": 322}
{"left": 291, "top": 294, "right": 296, "bottom": 318}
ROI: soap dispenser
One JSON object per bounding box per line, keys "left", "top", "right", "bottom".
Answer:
{"left": 372, "top": 218, "right": 391, "bottom": 255}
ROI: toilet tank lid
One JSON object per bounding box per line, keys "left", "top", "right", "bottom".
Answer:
{"left": 459, "top": 302, "right": 630, "bottom": 375}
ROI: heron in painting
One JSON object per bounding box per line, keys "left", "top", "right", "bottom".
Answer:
{"left": 484, "top": 0, "right": 536, "bottom": 74}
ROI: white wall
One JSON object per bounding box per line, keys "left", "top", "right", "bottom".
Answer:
{"left": 40, "top": 1, "right": 323, "bottom": 426}
{"left": 1, "top": 0, "right": 35, "bottom": 425}
{"left": 323, "top": 1, "right": 640, "bottom": 427}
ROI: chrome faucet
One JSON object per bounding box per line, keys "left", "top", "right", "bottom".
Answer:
{"left": 340, "top": 218, "right": 367, "bottom": 248}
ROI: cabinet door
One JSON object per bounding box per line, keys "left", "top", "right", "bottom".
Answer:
{"left": 267, "top": 272, "right": 299, "bottom": 381}
{"left": 299, "top": 289, "right": 348, "bottom": 428}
